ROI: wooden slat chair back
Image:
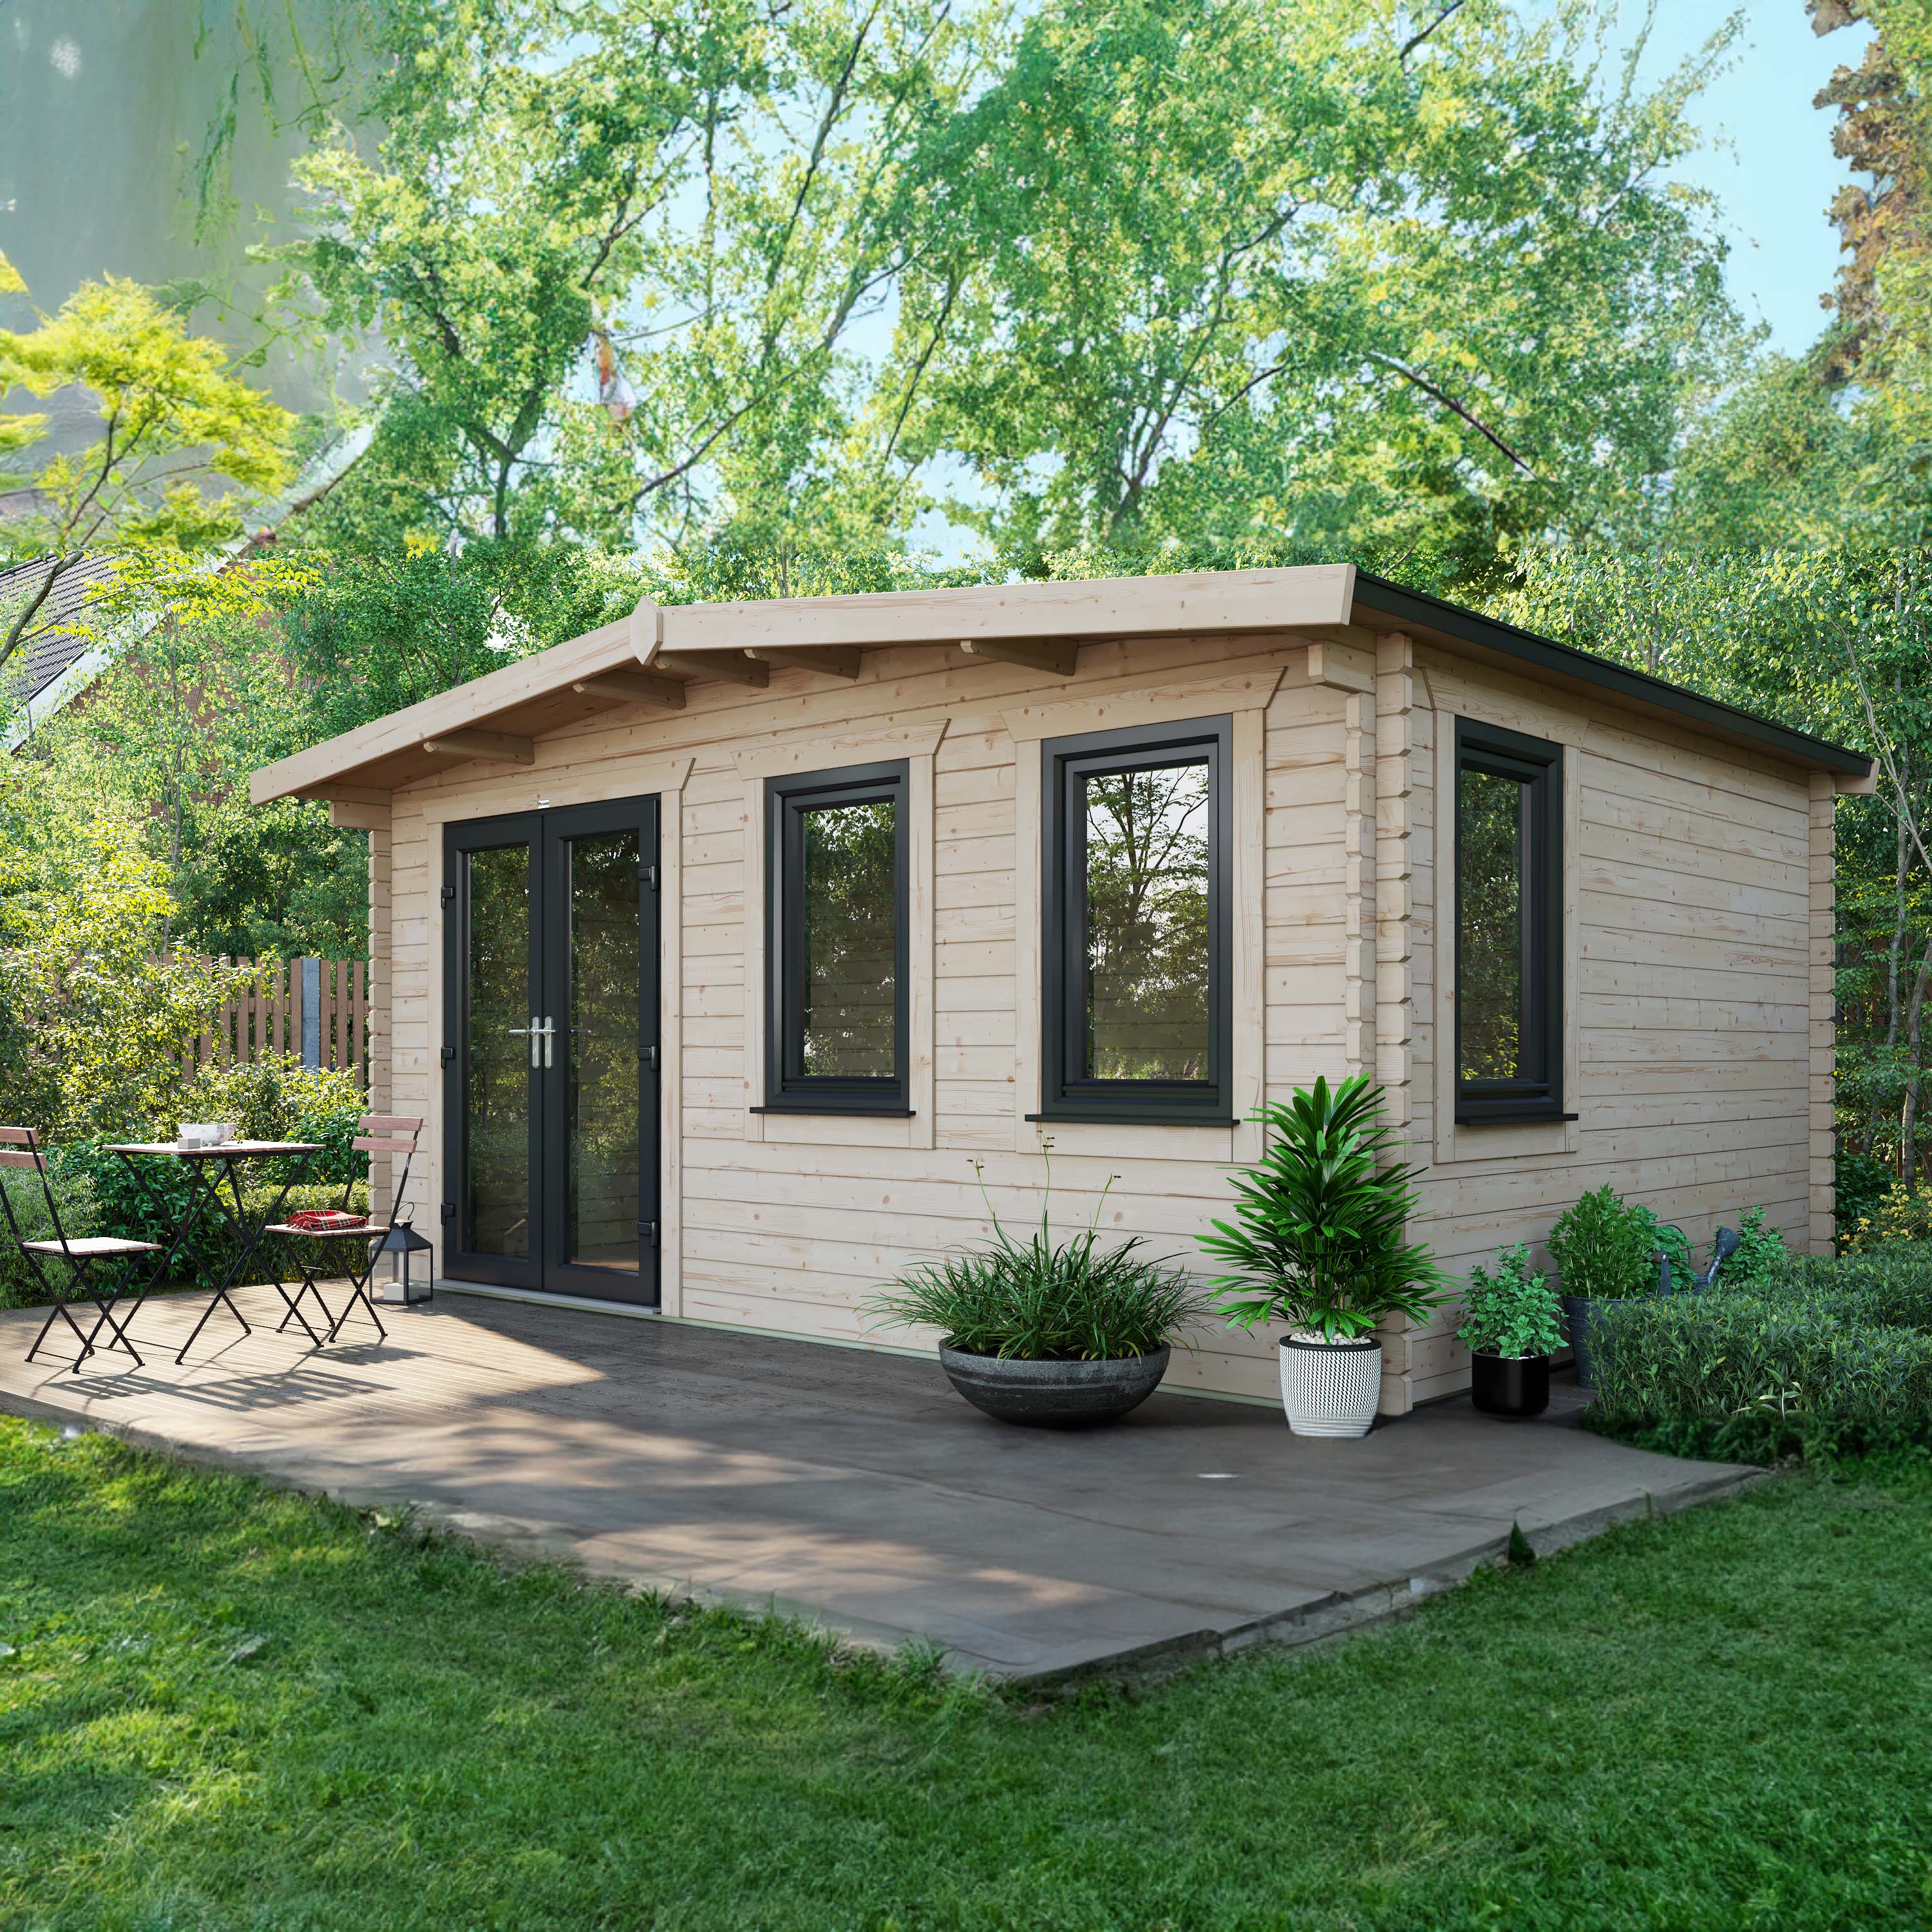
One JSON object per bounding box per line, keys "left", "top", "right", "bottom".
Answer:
{"left": 266, "top": 1116, "right": 424, "bottom": 1347}
{"left": 0, "top": 1126, "right": 159, "bottom": 1372}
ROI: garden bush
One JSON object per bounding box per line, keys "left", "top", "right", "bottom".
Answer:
{"left": 1841, "top": 1180, "right": 1932, "bottom": 1255}
{"left": 1548, "top": 1184, "right": 1692, "bottom": 1298}
{"left": 1587, "top": 1247, "right": 1932, "bottom": 1463}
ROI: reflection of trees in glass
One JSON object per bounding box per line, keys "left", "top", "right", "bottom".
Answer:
{"left": 466, "top": 845, "right": 530, "bottom": 1257}
{"left": 569, "top": 833, "right": 639, "bottom": 1271}
{"left": 1459, "top": 769, "right": 1524, "bottom": 1082}
{"left": 802, "top": 800, "right": 896, "bottom": 1077}
{"left": 1083, "top": 762, "right": 1210, "bottom": 1081}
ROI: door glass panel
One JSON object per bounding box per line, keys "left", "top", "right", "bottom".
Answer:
{"left": 567, "top": 830, "right": 640, "bottom": 1271}
{"left": 465, "top": 844, "right": 532, "bottom": 1257}
{"left": 800, "top": 797, "right": 897, "bottom": 1076}
{"left": 1081, "top": 759, "right": 1211, "bottom": 1081}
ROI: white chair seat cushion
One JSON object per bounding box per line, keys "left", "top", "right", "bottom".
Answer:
{"left": 21, "top": 1236, "right": 160, "bottom": 1256}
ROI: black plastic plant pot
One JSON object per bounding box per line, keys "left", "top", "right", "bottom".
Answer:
{"left": 1471, "top": 1351, "right": 1551, "bottom": 1419}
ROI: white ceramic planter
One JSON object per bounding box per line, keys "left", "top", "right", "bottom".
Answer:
{"left": 1278, "top": 1333, "right": 1382, "bottom": 1438}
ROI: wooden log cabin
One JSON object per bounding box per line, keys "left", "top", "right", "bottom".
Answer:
{"left": 250, "top": 565, "right": 1874, "bottom": 1414}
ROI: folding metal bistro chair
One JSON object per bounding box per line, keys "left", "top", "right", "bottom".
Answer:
{"left": 267, "top": 1115, "right": 423, "bottom": 1347}
{"left": 1, "top": 1127, "right": 160, "bottom": 1372}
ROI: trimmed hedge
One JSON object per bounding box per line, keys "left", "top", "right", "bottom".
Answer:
{"left": 1586, "top": 1242, "right": 1932, "bottom": 1463}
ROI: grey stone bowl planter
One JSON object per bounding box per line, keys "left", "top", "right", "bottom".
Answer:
{"left": 936, "top": 1343, "right": 1171, "bottom": 1428}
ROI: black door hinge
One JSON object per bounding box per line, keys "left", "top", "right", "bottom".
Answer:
{"left": 638, "top": 1221, "right": 659, "bottom": 1248}
{"left": 440, "top": 1202, "right": 455, "bottom": 1224}
{"left": 440, "top": 883, "right": 456, "bottom": 907}
{"left": 440, "top": 1045, "right": 455, "bottom": 1068}
{"left": 640, "top": 1043, "right": 658, "bottom": 1070}
{"left": 641, "top": 863, "right": 660, "bottom": 893}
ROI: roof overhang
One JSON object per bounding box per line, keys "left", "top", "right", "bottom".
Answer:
{"left": 250, "top": 561, "right": 1873, "bottom": 806}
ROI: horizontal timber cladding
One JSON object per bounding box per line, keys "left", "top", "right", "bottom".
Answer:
{"left": 373, "top": 618, "right": 1828, "bottom": 1415}
{"left": 1402, "top": 645, "right": 1820, "bottom": 1409}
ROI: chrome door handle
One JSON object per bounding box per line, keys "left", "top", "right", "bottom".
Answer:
{"left": 506, "top": 1015, "right": 543, "bottom": 1066}
{"left": 536, "top": 1016, "right": 556, "bottom": 1068}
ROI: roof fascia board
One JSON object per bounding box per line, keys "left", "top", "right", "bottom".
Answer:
{"left": 658, "top": 564, "right": 1356, "bottom": 655}
{"left": 249, "top": 611, "right": 649, "bottom": 804}
{"left": 1352, "top": 573, "right": 1872, "bottom": 779}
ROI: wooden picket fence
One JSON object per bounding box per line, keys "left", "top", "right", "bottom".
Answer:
{"left": 183, "top": 956, "right": 369, "bottom": 1084}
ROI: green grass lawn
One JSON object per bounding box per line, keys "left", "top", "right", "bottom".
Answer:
{"left": 3, "top": 1419, "right": 1929, "bottom": 1932}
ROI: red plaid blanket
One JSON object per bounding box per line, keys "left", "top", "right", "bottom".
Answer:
{"left": 287, "top": 1208, "right": 369, "bottom": 1232}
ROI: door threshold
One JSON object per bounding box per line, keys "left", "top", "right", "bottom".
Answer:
{"left": 435, "top": 1279, "right": 665, "bottom": 1321}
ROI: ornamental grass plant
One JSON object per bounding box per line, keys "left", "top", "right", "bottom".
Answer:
{"left": 866, "top": 1160, "right": 1212, "bottom": 1361}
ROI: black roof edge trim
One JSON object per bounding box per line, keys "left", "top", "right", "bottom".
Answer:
{"left": 1352, "top": 572, "right": 1873, "bottom": 778}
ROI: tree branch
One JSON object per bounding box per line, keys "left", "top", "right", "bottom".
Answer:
{"left": 1365, "top": 351, "right": 1543, "bottom": 478}
{"left": 1399, "top": 0, "right": 1470, "bottom": 64}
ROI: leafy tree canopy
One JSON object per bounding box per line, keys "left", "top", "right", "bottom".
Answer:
{"left": 248, "top": 0, "right": 1745, "bottom": 590}
{"left": 0, "top": 271, "right": 296, "bottom": 663}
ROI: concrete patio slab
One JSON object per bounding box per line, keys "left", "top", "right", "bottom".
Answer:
{"left": 0, "top": 1286, "right": 1759, "bottom": 1680}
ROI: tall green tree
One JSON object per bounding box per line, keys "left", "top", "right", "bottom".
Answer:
{"left": 248, "top": 0, "right": 1745, "bottom": 583}
{"left": 267, "top": 0, "right": 1001, "bottom": 554}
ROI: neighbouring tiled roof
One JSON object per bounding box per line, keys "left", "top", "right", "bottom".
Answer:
{"left": 0, "top": 554, "right": 118, "bottom": 709}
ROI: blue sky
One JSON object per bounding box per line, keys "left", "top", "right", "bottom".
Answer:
{"left": 1615, "top": 1, "right": 1871, "bottom": 357}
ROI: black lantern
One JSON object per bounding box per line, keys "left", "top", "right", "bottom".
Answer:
{"left": 377, "top": 1224, "right": 434, "bottom": 1305}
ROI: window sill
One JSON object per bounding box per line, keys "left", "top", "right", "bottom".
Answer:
{"left": 1025, "top": 1112, "right": 1239, "bottom": 1128}
{"left": 750, "top": 1104, "right": 915, "bottom": 1119}
{"left": 1454, "top": 1110, "right": 1578, "bottom": 1128}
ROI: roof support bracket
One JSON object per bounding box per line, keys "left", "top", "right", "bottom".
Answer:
{"left": 958, "top": 638, "right": 1079, "bottom": 677}
{"left": 653, "top": 650, "right": 768, "bottom": 688}
{"left": 572, "top": 671, "right": 688, "bottom": 709}
{"left": 419, "top": 728, "right": 536, "bottom": 766}
{"left": 744, "top": 645, "right": 862, "bottom": 679}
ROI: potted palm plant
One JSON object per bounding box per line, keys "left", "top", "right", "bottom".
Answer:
{"left": 1456, "top": 1243, "right": 1562, "bottom": 1418}
{"left": 866, "top": 1159, "right": 1213, "bottom": 1428}
{"left": 1200, "top": 1075, "right": 1448, "bottom": 1439}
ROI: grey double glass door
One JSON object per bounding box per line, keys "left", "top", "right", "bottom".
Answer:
{"left": 442, "top": 796, "right": 660, "bottom": 1303}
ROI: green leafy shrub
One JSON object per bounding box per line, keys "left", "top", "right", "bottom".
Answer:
{"left": 1455, "top": 1244, "right": 1562, "bottom": 1359}
{"left": 176, "top": 1056, "right": 366, "bottom": 1182}
{"left": 1842, "top": 1182, "right": 1932, "bottom": 1255}
{"left": 1835, "top": 1151, "right": 1893, "bottom": 1249}
{"left": 1587, "top": 1252, "right": 1932, "bottom": 1463}
{"left": 0, "top": 817, "right": 247, "bottom": 1141}
{"left": 866, "top": 1163, "right": 1211, "bottom": 1361}
{"left": 1723, "top": 1207, "right": 1789, "bottom": 1289}
{"left": 1548, "top": 1185, "right": 1690, "bottom": 1300}
{"left": 1199, "top": 1075, "right": 1448, "bottom": 1342}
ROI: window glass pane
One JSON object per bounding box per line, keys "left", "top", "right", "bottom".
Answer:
{"left": 1082, "top": 760, "right": 1211, "bottom": 1081}
{"left": 464, "top": 844, "right": 531, "bottom": 1258}
{"left": 1459, "top": 766, "right": 1527, "bottom": 1083}
{"left": 567, "top": 830, "right": 639, "bottom": 1273}
{"left": 800, "top": 797, "right": 897, "bottom": 1077}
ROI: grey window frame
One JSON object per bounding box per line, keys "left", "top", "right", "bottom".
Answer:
{"left": 759, "top": 760, "right": 911, "bottom": 1117}
{"left": 1454, "top": 717, "right": 1567, "bottom": 1126}
{"left": 1034, "top": 715, "right": 1234, "bottom": 1126}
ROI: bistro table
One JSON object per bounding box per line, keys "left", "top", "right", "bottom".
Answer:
{"left": 103, "top": 1141, "right": 324, "bottom": 1363}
